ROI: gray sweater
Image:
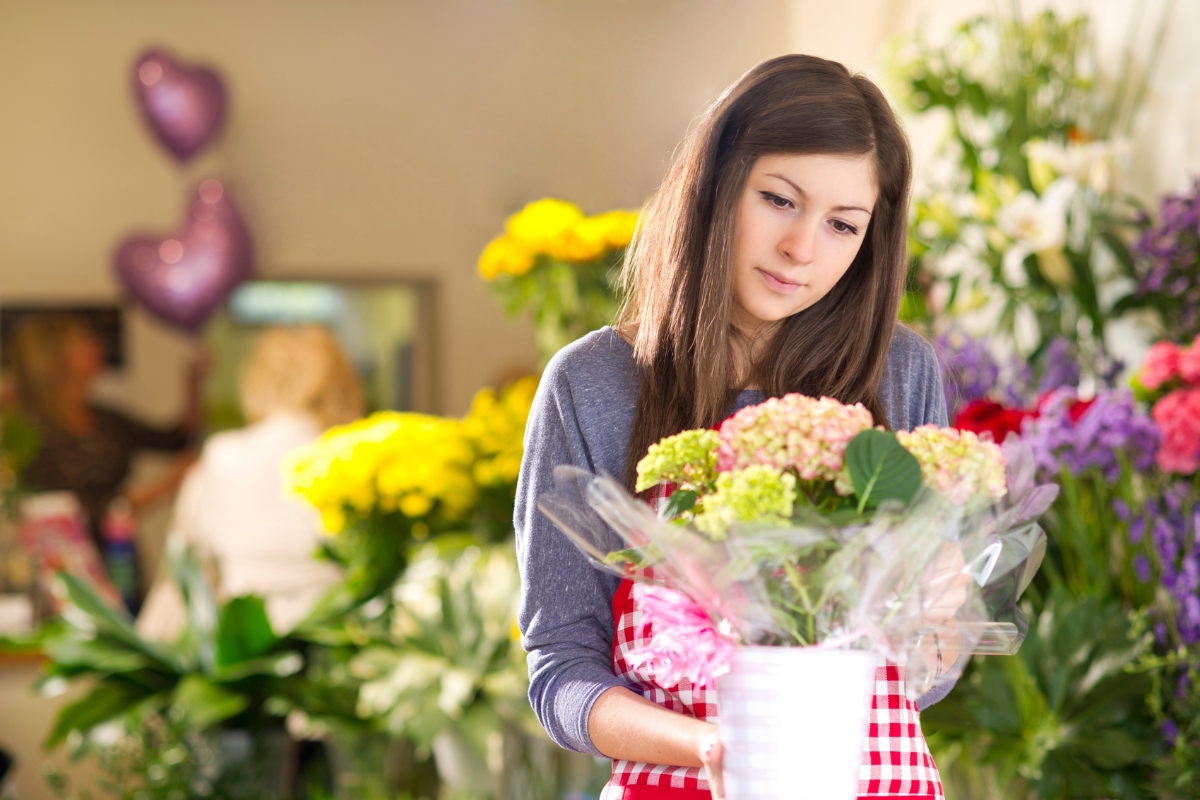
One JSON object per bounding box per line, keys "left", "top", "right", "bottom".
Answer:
{"left": 514, "top": 325, "right": 951, "bottom": 756}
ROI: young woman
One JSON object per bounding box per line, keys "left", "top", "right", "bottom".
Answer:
{"left": 515, "top": 55, "right": 952, "bottom": 800}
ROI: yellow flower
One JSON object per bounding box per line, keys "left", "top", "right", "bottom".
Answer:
{"left": 594, "top": 209, "right": 639, "bottom": 249}
{"left": 506, "top": 199, "right": 584, "bottom": 252}
{"left": 284, "top": 411, "right": 477, "bottom": 533}
{"left": 462, "top": 376, "right": 538, "bottom": 488}
{"left": 478, "top": 235, "right": 534, "bottom": 280}
{"left": 549, "top": 216, "right": 610, "bottom": 262}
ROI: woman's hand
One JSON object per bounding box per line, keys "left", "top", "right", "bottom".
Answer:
{"left": 922, "top": 541, "right": 971, "bottom": 627}
{"left": 698, "top": 727, "right": 725, "bottom": 800}
{"left": 917, "top": 541, "right": 971, "bottom": 681}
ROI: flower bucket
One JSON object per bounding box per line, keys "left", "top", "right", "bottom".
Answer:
{"left": 717, "top": 647, "right": 877, "bottom": 800}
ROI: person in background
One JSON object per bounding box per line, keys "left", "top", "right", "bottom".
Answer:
{"left": 5, "top": 314, "right": 204, "bottom": 549}
{"left": 138, "top": 325, "right": 363, "bottom": 639}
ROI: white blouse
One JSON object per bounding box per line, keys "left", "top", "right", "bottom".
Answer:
{"left": 138, "top": 412, "right": 342, "bottom": 639}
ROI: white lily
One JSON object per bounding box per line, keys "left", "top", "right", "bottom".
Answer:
{"left": 995, "top": 178, "right": 1077, "bottom": 287}
{"left": 1023, "top": 138, "right": 1131, "bottom": 195}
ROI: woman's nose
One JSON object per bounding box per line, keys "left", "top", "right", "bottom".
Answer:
{"left": 778, "top": 218, "right": 818, "bottom": 265}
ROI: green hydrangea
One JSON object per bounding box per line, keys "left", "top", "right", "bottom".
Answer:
{"left": 636, "top": 429, "right": 720, "bottom": 492}
{"left": 693, "top": 465, "right": 796, "bottom": 539}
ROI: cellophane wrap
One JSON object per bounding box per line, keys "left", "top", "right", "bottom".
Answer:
{"left": 538, "top": 438, "right": 1053, "bottom": 700}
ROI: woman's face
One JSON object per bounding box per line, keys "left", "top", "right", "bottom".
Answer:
{"left": 62, "top": 329, "right": 105, "bottom": 386}
{"left": 731, "top": 153, "right": 879, "bottom": 332}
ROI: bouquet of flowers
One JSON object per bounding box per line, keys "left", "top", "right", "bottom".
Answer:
{"left": 540, "top": 394, "right": 1056, "bottom": 797}
{"left": 478, "top": 198, "right": 638, "bottom": 363}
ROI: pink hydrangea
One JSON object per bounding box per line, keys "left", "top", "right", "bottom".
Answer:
{"left": 1179, "top": 337, "right": 1200, "bottom": 385}
{"left": 717, "top": 394, "right": 874, "bottom": 495}
{"left": 1140, "top": 342, "right": 1181, "bottom": 390}
{"left": 1153, "top": 387, "right": 1200, "bottom": 474}
{"left": 625, "top": 585, "right": 732, "bottom": 689}
{"left": 896, "top": 425, "right": 1008, "bottom": 505}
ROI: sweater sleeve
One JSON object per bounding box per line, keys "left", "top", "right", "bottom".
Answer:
{"left": 883, "top": 327, "right": 956, "bottom": 711}
{"left": 514, "top": 352, "right": 628, "bottom": 756}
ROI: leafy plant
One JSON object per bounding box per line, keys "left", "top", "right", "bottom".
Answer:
{"left": 35, "top": 546, "right": 363, "bottom": 798}
{"left": 923, "top": 588, "right": 1159, "bottom": 799}
{"left": 345, "top": 541, "right": 555, "bottom": 799}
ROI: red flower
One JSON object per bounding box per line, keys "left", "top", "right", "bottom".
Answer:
{"left": 1067, "top": 398, "right": 1095, "bottom": 422}
{"left": 952, "top": 399, "right": 1034, "bottom": 442}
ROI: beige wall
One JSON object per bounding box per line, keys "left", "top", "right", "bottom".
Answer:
{"left": 0, "top": 0, "right": 789, "bottom": 420}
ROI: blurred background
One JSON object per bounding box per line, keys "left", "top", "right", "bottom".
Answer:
{"left": 1, "top": 1, "right": 1197, "bottom": 798}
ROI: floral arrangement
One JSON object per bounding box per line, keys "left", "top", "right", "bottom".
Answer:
{"left": 284, "top": 378, "right": 538, "bottom": 608}
{"left": 542, "top": 393, "right": 1054, "bottom": 697}
{"left": 478, "top": 198, "right": 638, "bottom": 362}
{"left": 891, "top": 9, "right": 1164, "bottom": 361}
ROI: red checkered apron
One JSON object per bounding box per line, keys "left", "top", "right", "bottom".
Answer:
{"left": 600, "top": 577, "right": 944, "bottom": 800}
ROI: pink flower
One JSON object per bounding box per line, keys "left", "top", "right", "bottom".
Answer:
{"left": 896, "top": 425, "right": 1008, "bottom": 505}
{"left": 1141, "top": 342, "right": 1181, "bottom": 390}
{"left": 717, "top": 394, "right": 874, "bottom": 495}
{"left": 1153, "top": 387, "right": 1200, "bottom": 474}
{"left": 626, "top": 585, "right": 733, "bottom": 689}
{"left": 1180, "top": 337, "right": 1200, "bottom": 385}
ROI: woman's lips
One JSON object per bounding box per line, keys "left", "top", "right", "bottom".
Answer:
{"left": 756, "top": 267, "right": 802, "bottom": 294}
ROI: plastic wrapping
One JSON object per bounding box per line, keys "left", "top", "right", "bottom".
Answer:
{"left": 538, "top": 437, "right": 1054, "bottom": 700}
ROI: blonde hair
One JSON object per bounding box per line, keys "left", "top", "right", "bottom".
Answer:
{"left": 5, "top": 314, "right": 96, "bottom": 426}
{"left": 239, "top": 326, "right": 363, "bottom": 429}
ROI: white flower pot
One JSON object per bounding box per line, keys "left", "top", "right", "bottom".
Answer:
{"left": 717, "top": 647, "right": 877, "bottom": 800}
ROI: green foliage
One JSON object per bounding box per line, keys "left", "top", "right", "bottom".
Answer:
{"left": 491, "top": 253, "right": 624, "bottom": 365}
{"left": 924, "top": 589, "right": 1159, "bottom": 798}
{"left": 216, "top": 596, "right": 277, "bottom": 668}
{"left": 40, "top": 549, "right": 310, "bottom": 763}
{"left": 845, "top": 429, "right": 923, "bottom": 510}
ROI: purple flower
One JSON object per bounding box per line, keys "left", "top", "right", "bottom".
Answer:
{"left": 1135, "top": 555, "right": 1151, "bottom": 583}
{"left": 1037, "top": 338, "right": 1081, "bottom": 394}
{"left": 1145, "top": 480, "right": 1200, "bottom": 646}
{"left": 1134, "top": 179, "right": 1200, "bottom": 341}
{"left": 1113, "top": 498, "right": 1131, "bottom": 521}
{"left": 1021, "top": 388, "right": 1160, "bottom": 481}
{"left": 936, "top": 330, "right": 1001, "bottom": 418}
{"left": 1129, "top": 517, "right": 1145, "bottom": 544}
{"left": 1163, "top": 718, "right": 1179, "bottom": 743}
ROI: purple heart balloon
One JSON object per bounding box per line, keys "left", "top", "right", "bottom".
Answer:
{"left": 114, "top": 180, "right": 253, "bottom": 333}
{"left": 133, "top": 50, "right": 227, "bottom": 163}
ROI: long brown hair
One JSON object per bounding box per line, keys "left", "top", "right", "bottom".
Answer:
{"left": 617, "top": 54, "right": 913, "bottom": 489}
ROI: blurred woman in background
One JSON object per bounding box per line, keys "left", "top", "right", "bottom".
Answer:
{"left": 5, "top": 314, "right": 203, "bottom": 548}
{"left": 138, "top": 325, "right": 363, "bottom": 638}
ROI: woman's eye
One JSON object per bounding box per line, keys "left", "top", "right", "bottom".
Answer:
{"left": 761, "top": 192, "right": 793, "bottom": 210}
{"left": 830, "top": 220, "right": 859, "bottom": 236}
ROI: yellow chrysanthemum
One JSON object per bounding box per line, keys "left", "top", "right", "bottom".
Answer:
{"left": 594, "top": 209, "right": 640, "bottom": 249}
{"left": 284, "top": 411, "right": 477, "bottom": 533}
{"left": 505, "top": 198, "right": 584, "bottom": 252}
{"left": 478, "top": 235, "right": 535, "bottom": 280}
{"left": 462, "top": 376, "right": 538, "bottom": 488}
{"left": 548, "top": 216, "right": 611, "bottom": 262}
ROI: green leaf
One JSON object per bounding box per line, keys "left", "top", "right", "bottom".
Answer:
{"left": 42, "top": 635, "right": 150, "bottom": 674}
{"left": 661, "top": 489, "right": 697, "bottom": 520}
{"left": 57, "top": 572, "right": 185, "bottom": 672}
{"left": 46, "top": 681, "right": 158, "bottom": 748}
{"left": 845, "top": 430, "right": 922, "bottom": 509}
{"left": 216, "top": 596, "right": 277, "bottom": 669}
{"left": 169, "top": 674, "right": 249, "bottom": 731}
